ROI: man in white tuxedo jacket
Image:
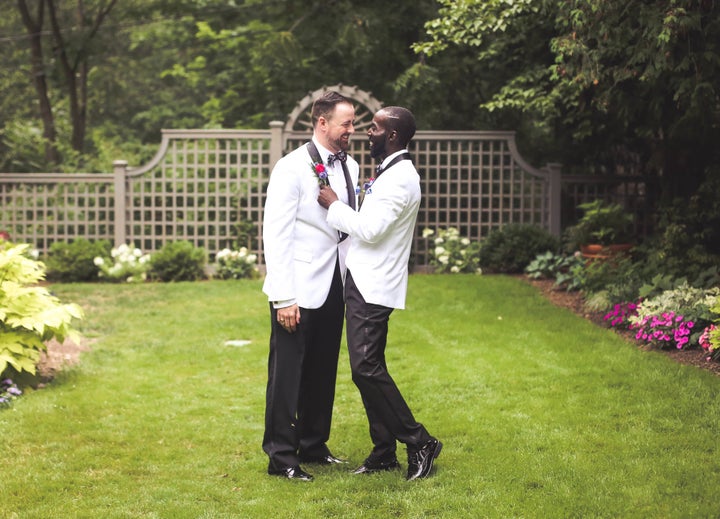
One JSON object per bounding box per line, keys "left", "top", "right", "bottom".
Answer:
{"left": 262, "top": 91, "right": 359, "bottom": 481}
{"left": 318, "top": 106, "right": 442, "bottom": 482}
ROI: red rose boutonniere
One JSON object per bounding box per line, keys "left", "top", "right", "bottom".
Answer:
{"left": 312, "top": 161, "right": 329, "bottom": 186}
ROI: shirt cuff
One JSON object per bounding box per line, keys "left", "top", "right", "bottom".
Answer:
{"left": 272, "top": 299, "right": 296, "bottom": 309}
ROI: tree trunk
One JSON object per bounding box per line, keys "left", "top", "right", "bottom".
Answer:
{"left": 16, "top": 0, "right": 60, "bottom": 166}
{"left": 46, "top": 0, "right": 117, "bottom": 155}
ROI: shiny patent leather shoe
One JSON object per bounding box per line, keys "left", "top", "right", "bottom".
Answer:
{"left": 267, "top": 465, "right": 314, "bottom": 481}
{"left": 299, "top": 453, "right": 347, "bottom": 465}
{"left": 352, "top": 456, "right": 401, "bottom": 475}
{"left": 406, "top": 439, "right": 442, "bottom": 481}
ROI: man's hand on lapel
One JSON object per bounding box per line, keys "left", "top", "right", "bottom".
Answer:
{"left": 317, "top": 184, "right": 339, "bottom": 209}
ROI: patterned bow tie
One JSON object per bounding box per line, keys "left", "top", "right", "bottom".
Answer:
{"left": 327, "top": 151, "right": 347, "bottom": 165}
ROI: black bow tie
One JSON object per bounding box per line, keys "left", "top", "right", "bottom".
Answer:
{"left": 327, "top": 151, "right": 347, "bottom": 165}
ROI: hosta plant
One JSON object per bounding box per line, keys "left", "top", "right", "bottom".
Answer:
{"left": 0, "top": 243, "right": 83, "bottom": 377}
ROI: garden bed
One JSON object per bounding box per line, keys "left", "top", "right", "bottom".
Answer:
{"left": 524, "top": 277, "right": 720, "bottom": 377}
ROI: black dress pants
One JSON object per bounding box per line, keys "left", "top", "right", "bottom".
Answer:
{"left": 344, "top": 270, "right": 432, "bottom": 461}
{"left": 262, "top": 260, "right": 344, "bottom": 469}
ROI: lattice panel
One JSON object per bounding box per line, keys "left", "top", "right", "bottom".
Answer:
{"left": 1, "top": 129, "right": 578, "bottom": 267}
{"left": 287, "top": 132, "right": 550, "bottom": 265}
{"left": 126, "top": 136, "right": 270, "bottom": 258}
{"left": 410, "top": 136, "right": 548, "bottom": 263}
{"left": 0, "top": 177, "right": 115, "bottom": 253}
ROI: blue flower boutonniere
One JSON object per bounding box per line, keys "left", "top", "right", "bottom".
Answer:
{"left": 355, "top": 177, "right": 375, "bottom": 197}
{"left": 356, "top": 177, "right": 376, "bottom": 207}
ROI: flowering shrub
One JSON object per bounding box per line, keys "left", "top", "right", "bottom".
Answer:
{"left": 94, "top": 244, "right": 151, "bottom": 283}
{"left": 423, "top": 228, "right": 481, "bottom": 274}
{"left": 628, "top": 283, "right": 719, "bottom": 349}
{"left": 0, "top": 379, "right": 22, "bottom": 408}
{"left": 213, "top": 247, "right": 259, "bottom": 280}
{"left": 603, "top": 301, "right": 640, "bottom": 329}
{"left": 631, "top": 311, "right": 695, "bottom": 349}
{"left": 699, "top": 325, "right": 719, "bottom": 361}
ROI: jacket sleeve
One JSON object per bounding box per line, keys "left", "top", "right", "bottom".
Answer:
{"left": 262, "top": 157, "right": 301, "bottom": 301}
{"left": 326, "top": 174, "right": 408, "bottom": 244}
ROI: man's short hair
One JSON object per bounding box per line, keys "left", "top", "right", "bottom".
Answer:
{"left": 382, "top": 106, "right": 416, "bottom": 147}
{"left": 311, "top": 91, "right": 352, "bottom": 127}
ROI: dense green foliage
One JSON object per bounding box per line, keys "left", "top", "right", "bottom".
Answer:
{"left": 1, "top": 0, "right": 459, "bottom": 172}
{"left": 4, "top": 0, "right": 716, "bottom": 212}
{"left": 478, "top": 223, "right": 560, "bottom": 274}
{"left": 0, "top": 242, "right": 82, "bottom": 377}
{"left": 415, "top": 0, "right": 720, "bottom": 201}
{"left": 44, "top": 238, "right": 111, "bottom": 282}
{"left": 148, "top": 240, "right": 207, "bottom": 281}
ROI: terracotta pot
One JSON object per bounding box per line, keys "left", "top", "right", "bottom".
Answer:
{"left": 580, "top": 243, "right": 633, "bottom": 262}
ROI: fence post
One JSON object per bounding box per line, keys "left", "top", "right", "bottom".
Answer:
{"left": 269, "top": 120, "right": 284, "bottom": 167}
{"left": 546, "top": 162, "right": 562, "bottom": 237}
{"left": 113, "top": 160, "right": 128, "bottom": 246}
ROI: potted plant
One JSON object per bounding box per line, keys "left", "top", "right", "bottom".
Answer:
{"left": 565, "top": 200, "right": 634, "bottom": 258}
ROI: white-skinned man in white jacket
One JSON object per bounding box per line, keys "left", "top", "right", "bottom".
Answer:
{"left": 262, "top": 91, "right": 359, "bottom": 481}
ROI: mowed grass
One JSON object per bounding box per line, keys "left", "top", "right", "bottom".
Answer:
{"left": 1, "top": 275, "right": 719, "bottom": 518}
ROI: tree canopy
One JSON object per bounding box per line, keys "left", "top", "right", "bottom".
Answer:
{"left": 414, "top": 0, "right": 720, "bottom": 200}
{"left": 1, "top": 0, "right": 718, "bottom": 205}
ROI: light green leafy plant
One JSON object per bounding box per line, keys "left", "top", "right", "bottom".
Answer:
{"left": 0, "top": 243, "right": 83, "bottom": 376}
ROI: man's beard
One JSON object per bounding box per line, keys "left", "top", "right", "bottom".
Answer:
{"left": 330, "top": 134, "right": 351, "bottom": 152}
{"left": 369, "top": 138, "right": 385, "bottom": 159}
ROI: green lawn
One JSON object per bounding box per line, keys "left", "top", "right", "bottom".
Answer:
{"left": 2, "top": 275, "right": 719, "bottom": 518}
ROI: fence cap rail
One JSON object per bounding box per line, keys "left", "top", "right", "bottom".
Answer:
{"left": 0, "top": 173, "right": 113, "bottom": 182}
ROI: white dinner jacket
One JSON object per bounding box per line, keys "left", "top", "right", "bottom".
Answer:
{"left": 262, "top": 140, "right": 359, "bottom": 309}
{"left": 325, "top": 152, "right": 421, "bottom": 309}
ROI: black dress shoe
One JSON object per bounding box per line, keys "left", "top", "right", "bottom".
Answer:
{"left": 352, "top": 456, "right": 401, "bottom": 475}
{"left": 267, "top": 465, "right": 314, "bottom": 481}
{"left": 406, "top": 439, "right": 442, "bottom": 481}
{"left": 299, "top": 453, "right": 347, "bottom": 465}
